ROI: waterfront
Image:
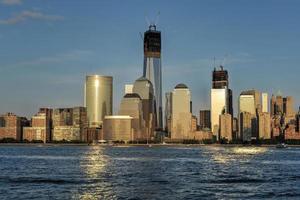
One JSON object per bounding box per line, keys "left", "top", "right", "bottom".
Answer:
{"left": 0, "top": 145, "right": 300, "bottom": 199}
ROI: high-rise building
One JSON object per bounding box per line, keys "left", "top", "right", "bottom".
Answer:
{"left": 283, "top": 96, "right": 295, "bottom": 117}
{"left": 199, "top": 110, "right": 211, "bottom": 130}
{"left": 240, "top": 112, "right": 253, "bottom": 142}
{"left": 212, "top": 66, "right": 228, "bottom": 89}
{"left": 124, "top": 84, "right": 133, "bottom": 94}
{"left": 84, "top": 75, "right": 113, "bottom": 127}
{"left": 132, "top": 77, "right": 155, "bottom": 139}
{"left": 165, "top": 92, "right": 172, "bottom": 136}
{"left": 143, "top": 24, "right": 162, "bottom": 130}
{"left": 262, "top": 93, "right": 268, "bottom": 113}
{"left": 271, "top": 95, "right": 283, "bottom": 116}
{"left": 238, "top": 90, "right": 261, "bottom": 139}
{"left": 258, "top": 112, "right": 271, "bottom": 139}
{"left": 210, "top": 66, "right": 233, "bottom": 140}
{"left": 119, "top": 93, "right": 145, "bottom": 140}
{"left": 219, "top": 113, "right": 232, "bottom": 142}
{"left": 233, "top": 117, "right": 239, "bottom": 140}
{"left": 211, "top": 88, "right": 228, "bottom": 138}
{"left": 171, "top": 84, "right": 192, "bottom": 140}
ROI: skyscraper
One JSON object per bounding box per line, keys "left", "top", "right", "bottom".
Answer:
{"left": 143, "top": 24, "right": 162, "bottom": 130}
{"left": 84, "top": 75, "right": 113, "bottom": 127}
{"left": 165, "top": 92, "right": 172, "bottom": 136}
{"left": 133, "top": 77, "right": 155, "bottom": 139}
{"left": 210, "top": 66, "right": 232, "bottom": 140}
{"left": 171, "top": 84, "right": 192, "bottom": 140}
{"left": 119, "top": 93, "right": 145, "bottom": 140}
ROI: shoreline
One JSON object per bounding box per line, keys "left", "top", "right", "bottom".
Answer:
{"left": 1, "top": 143, "right": 300, "bottom": 147}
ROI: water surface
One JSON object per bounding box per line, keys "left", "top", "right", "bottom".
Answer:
{"left": 0, "top": 145, "right": 300, "bottom": 199}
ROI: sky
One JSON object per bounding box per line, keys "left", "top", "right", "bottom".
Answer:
{"left": 0, "top": 0, "right": 300, "bottom": 118}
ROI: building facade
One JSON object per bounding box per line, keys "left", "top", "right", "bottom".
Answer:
{"left": 199, "top": 110, "right": 211, "bottom": 130}
{"left": 143, "top": 24, "right": 162, "bottom": 130}
{"left": 171, "top": 84, "right": 192, "bottom": 140}
{"left": 85, "top": 75, "right": 113, "bottom": 127}
{"left": 23, "top": 108, "right": 52, "bottom": 143}
{"left": 0, "top": 113, "right": 28, "bottom": 141}
{"left": 240, "top": 112, "right": 253, "bottom": 142}
{"left": 219, "top": 113, "right": 232, "bottom": 142}
{"left": 52, "top": 107, "right": 87, "bottom": 141}
{"left": 258, "top": 112, "right": 271, "bottom": 139}
{"left": 103, "top": 115, "right": 133, "bottom": 142}
{"left": 132, "top": 77, "right": 155, "bottom": 139}
{"left": 119, "top": 93, "right": 145, "bottom": 140}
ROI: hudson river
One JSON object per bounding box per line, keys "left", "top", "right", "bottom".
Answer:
{"left": 0, "top": 145, "right": 300, "bottom": 199}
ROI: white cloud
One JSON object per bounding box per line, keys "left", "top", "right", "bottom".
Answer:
{"left": 0, "top": 10, "right": 64, "bottom": 25}
{"left": 1, "top": 0, "right": 22, "bottom": 5}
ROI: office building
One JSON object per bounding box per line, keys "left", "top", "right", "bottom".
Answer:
{"left": 103, "top": 115, "right": 133, "bottom": 142}
{"left": 132, "top": 77, "right": 155, "bottom": 139}
{"left": 211, "top": 88, "right": 228, "bottom": 138}
{"left": 283, "top": 96, "right": 295, "bottom": 117}
{"left": 271, "top": 95, "right": 283, "bottom": 116}
{"left": 0, "top": 113, "right": 29, "bottom": 141}
{"left": 171, "top": 84, "right": 192, "bottom": 140}
{"left": 119, "top": 93, "right": 145, "bottom": 140}
{"left": 262, "top": 93, "right": 268, "bottom": 113}
{"left": 84, "top": 75, "right": 113, "bottom": 127}
{"left": 211, "top": 66, "right": 233, "bottom": 140}
{"left": 258, "top": 112, "right": 271, "bottom": 139}
{"left": 219, "top": 113, "right": 232, "bottom": 142}
{"left": 199, "top": 110, "right": 211, "bottom": 130}
{"left": 143, "top": 24, "right": 162, "bottom": 129}
{"left": 240, "top": 112, "right": 254, "bottom": 142}
{"left": 233, "top": 117, "right": 239, "bottom": 140}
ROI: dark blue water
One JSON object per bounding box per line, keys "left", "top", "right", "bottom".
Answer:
{"left": 0, "top": 145, "right": 300, "bottom": 199}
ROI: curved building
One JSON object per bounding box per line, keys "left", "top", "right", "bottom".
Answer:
{"left": 143, "top": 24, "right": 162, "bottom": 130}
{"left": 84, "top": 75, "right": 113, "bottom": 127}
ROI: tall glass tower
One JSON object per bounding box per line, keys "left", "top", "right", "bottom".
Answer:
{"left": 143, "top": 24, "right": 162, "bottom": 130}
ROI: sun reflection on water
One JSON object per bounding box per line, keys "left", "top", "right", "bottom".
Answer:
{"left": 209, "top": 146, "right": 268, "bottom": 164}
{"left": 74, "top": 146, "right": 115, "bottom": 199}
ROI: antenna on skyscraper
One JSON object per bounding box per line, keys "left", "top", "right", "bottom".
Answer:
{"left": 154, "top": 11, "right": 160, "bottom": 26}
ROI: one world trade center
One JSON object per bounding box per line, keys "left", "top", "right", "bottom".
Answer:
{"left": 143, "top": 24, "right": 162, "bottom": 130}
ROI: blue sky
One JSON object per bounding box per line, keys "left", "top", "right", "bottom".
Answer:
{"left": 0, "top": 0, "right": 299, "bottom": 118}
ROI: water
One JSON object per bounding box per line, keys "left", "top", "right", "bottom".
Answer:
{"left": 0, "top": 145, "right": 300, "bottom": 199}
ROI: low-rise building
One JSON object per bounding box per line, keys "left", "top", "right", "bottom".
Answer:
{"left": 103, "top": 115, "right": 133, "bottom": 142}
{"left": 23, "top": 109, "right": 52, "bottom": 143}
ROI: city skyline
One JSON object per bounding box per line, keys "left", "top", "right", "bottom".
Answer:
{"left": 0, "top": 0, "right": 300, "bottom": 118}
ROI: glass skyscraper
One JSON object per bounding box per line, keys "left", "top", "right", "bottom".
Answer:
{"left": 143, "top": 24, "right": 162, "bottom": 130}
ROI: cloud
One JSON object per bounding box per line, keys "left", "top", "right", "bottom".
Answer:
{"left": 1, "top": 0, "right": 22, "bottom": 5}
{"left": 0, "top": 10, "right": 64, "bottom": 25}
